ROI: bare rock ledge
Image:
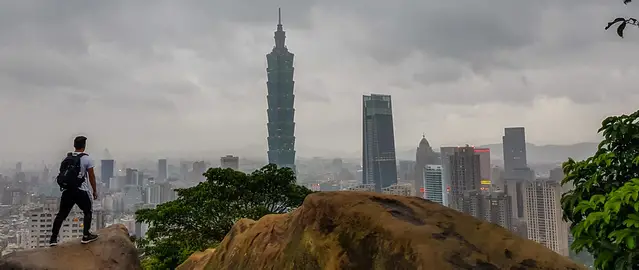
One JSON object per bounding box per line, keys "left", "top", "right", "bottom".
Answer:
{"left": 0, "top": 224, "right": 141, "bottom": 270}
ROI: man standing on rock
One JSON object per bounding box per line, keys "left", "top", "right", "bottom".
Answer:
{"left": 50, "top": 135, "right": 99, "bottom": 246}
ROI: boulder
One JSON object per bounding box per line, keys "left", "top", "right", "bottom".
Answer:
{"left": 0, "top": 224, "right": 141, "bottom": 270}
{"left": 180, "top": 191, "right": 586, "bottom": 270}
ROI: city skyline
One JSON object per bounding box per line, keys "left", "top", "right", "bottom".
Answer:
{"left": 0, "top": 2, "right": 637, "bottom": 161}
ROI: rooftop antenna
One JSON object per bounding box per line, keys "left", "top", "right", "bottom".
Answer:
{"left": 278, "top": 8, "right": 282, "bottom": 25}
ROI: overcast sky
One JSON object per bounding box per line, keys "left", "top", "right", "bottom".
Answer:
{"left": 1, "top": 0, "right": 639, "bottom": 161}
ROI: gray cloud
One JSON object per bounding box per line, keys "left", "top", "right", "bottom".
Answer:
{"left": 1, "top": 0, "right": 639, "bottom": 161}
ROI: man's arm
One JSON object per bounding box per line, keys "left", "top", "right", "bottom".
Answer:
{"left": 86, "top": 157, "right": 97, "bottom": 199}
{"left": 87, "top": 167, "right": 97, "bottom": 196}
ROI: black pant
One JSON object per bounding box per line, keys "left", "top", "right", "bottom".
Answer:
{"left": 51, "top": 188, "right": 92, "bottom": 240}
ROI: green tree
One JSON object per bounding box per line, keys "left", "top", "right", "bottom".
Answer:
{"left": 606, "top": 0, "right": 638, "bottom": 38}
{"left": 561, "top": 110, "right": 639, "bottom": 270}
{"left": 135, "top": 164, "right": 313, "bottom": 269}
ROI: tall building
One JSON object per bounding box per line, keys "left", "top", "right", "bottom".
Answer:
{"left": 157, "top": 159, "right": 167, "bottom": 181}
{"left": 100, "top": 160, "right": 115, "bottom": 188}
{"left": 414, "top": 135, "right": 439, "bottom": 198}
{"left": 448, "top": 146, "right": 481, "bottom": 212}
{"left": 474, "top": 148, "right": 491, "bottom": 186}
{"left": 439, "top": 146, "right": 458, "bottom": 207}
{"left": 189, "top": 161, "right": 207, "bottom": 182}
{"left": 491, "top": 166, "right": 504, "bottom": 190}
{"left": 505, "top": 170, "right": 533, "bottom": 220}
{"left": 27, "top": 198, "right": 97, "bottom": 249}
{"left": 220, "top": 155, "right": 240, "bottom": 170}
{"left": 464, "top": 190, "right": 512, "bottom": 230}
{"left": 503, "top": 127, "right": 528, "bottom": 172}
{"left": 147, "top": 181, "right": 176, "bottom": 205}
{"left": 125, "top": 168, "right": 138, "bottom": 186}
{"left": 137, "top": 171, "right": 145, "bottom": 187}
{"left": 266, "top": 8, "right": 296, "bottom": 172}
{"left": 524, "top": 178, "right": 569, "bottom": 256}
{"left": 362, "top": 94, "right": 398, "bottom": 192}
{"left": 423, "top": 165, "right": 443, "bottom": 204}
{"left": 397, "top": 160, "right": 416, "bottom": 182}
{"left": 180, "top": 162, "right": 189, "bottom": 181}
{"left": 502, "top": 127, "right": 532, "bottom": 227}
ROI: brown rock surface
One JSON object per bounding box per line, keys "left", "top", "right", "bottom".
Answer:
{"left": 176, "top": 248, "right": 217, "bottom": 270}
{"left": 0, "top": 224, "right": 141, "bottom": 270}
{"left": 180, "top": 191, "right": 586, "bottom": 270}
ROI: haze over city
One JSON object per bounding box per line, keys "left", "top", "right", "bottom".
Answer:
{"left": 2, "top": 1, "right": 639, "bottom": 268}
{"left": 1, "top": 1, "right": 638, "bottom": 163}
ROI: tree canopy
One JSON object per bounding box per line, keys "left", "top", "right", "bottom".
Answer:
{"left": 561, "top": 110, "right": 639, "bottom": 270}
{"left": 606, "top": 0, "right": 638, "bottom": 38}
{"left": 135, "top": 164, "right": 313, "bottom": 269}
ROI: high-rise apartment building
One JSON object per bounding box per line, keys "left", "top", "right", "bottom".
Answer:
{"left": 524, "top": 178, "right": 570, "bottom": 256}
{"left": 362, "top": 94, "right": 398, "bottom": 192}
{"left": 157, "top": 159, "right": 167, "bottom": 181}
{"left": 27, "top": 198, "right": 98, "bottom": 249}
{"left": 266, "top": 9, "right": 296, "bottom": 172}
{"left": 414, "top": 136, "right": 439, "bottom": 198}
{"left": 464, "top": 190, "right": 513, "bottom": 230}
{"left": 147, "top": 181, "right": 176, "bottom": 205}
{"left": 100, "top": 159, "right": 114, "bottom": 189}
{"left": 448, "top": 146, "right": 482, "bottom": 212}
{"left": 220, "top": 155, "right": 240, "bottom": 170}
{"left": 423, "top": 165, "right": 443, "bottom": 204}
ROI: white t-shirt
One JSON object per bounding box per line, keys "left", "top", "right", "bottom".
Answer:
{"left": 71, "top": 152, "right": 95, "bottom": 193}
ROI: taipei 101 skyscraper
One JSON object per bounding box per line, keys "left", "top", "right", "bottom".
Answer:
{"left": 266, "top": 8, "right": 296, "bottom": 172}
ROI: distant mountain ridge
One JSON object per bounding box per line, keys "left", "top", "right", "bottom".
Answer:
{"left": 396, "top": 142, "right": 599, "bottom": 164}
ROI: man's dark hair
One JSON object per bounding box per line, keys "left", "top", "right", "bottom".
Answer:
{"left": 73, "top": 136, "right": 87, "bottom": 150}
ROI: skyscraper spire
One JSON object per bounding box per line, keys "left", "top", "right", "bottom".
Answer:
{"left": 274, "top": 8, "right": 286, "bottom": 49}
{"left": 266, "top": 7, "right": 296, "bottom": 173}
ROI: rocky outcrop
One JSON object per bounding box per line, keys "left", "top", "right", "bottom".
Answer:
{"left": 0, "top": 224, "right": 141, "bottom": 270}
{"left": 180, "top": 191, "right": 585, "bottom": 270}
{"left": 176, "top": 248, "right": 217, "bottom": 270}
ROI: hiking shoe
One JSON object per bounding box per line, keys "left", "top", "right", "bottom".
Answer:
{"left": 49, "top": 239, "right": 58, "bottom": 247}
{"left": 81, "top": 233, "right": 99, "bottom": 244}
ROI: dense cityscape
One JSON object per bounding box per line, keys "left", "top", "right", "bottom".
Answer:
{"left": 0, "top": 10, "right": 596, "bottom": 266}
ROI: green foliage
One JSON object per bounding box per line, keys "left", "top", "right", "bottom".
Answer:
{"left": 135, "top": 164, "right": 313, "bottom": 269}
{"left": 606, "top": 0, "right": 638, "bottom": 38}
{"left": 561, "top": 110, "right": 639, "bottom": 270}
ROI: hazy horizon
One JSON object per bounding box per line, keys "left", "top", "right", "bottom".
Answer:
{"left": 1, "top": 1, "right": 637, "bottom": 163}
{"left": 0, "top": 141, "right": 599, "bottom": 167}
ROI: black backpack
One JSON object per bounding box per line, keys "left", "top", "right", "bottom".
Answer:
{"left": 56, "top": 153, "right": 87, "bottom": 190}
